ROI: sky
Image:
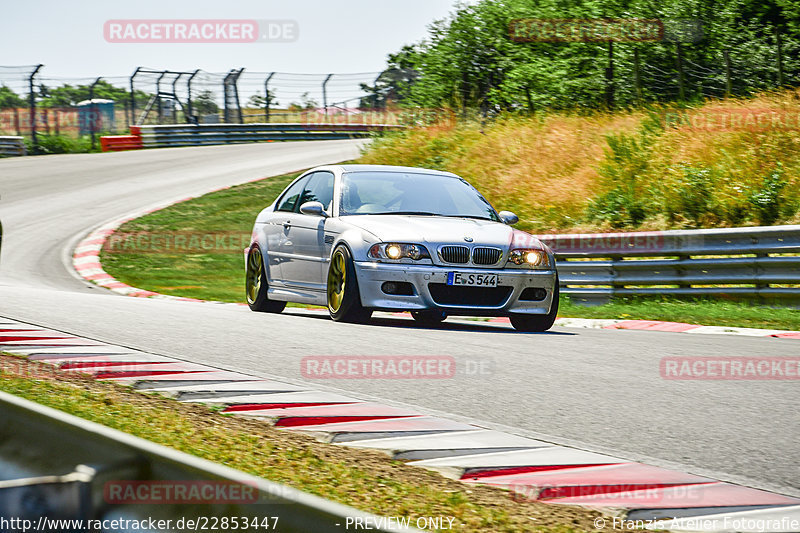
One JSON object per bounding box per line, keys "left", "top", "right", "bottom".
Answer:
{"left": 2, "top": 0, "right": 458, "bottom": 77}
{"left": 0, "top": 0, "right": 461, "bottom": 105}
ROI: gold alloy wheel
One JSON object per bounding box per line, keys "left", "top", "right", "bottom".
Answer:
{"left": 327, "top": 249, "right": 346, "bottom": 312}
{"left": 246, "top": 249, "right": 263, "bottom": 305}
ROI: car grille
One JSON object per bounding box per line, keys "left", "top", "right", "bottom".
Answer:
{"left": 472, "top": 247, "right": 502, "bottom": 265}
{"left": 439, "top": 245, "right": 470, "bottom": 264}
{"left": 428, "top": 284, "right": 513, "bottom": 307}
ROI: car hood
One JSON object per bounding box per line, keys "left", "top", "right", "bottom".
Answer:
{"left": 342, "top": 214, "right": 535, "bottom": 249}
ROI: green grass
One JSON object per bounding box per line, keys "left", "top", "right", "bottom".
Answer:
{"left": 101, "top": 170, "right": 798, "bottom": 331}
{"left": 0, "top": 356, "right": 600, "bottom": 533}
{"left": 101, "top": 171, "right": 300, "bottom": 302}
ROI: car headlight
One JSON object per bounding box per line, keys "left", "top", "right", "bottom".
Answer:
{"left": 508, "top": 249, "right": 550, "bottom": 267}
{"left": 368, "top": 243, "right": 431, "bottom": 261}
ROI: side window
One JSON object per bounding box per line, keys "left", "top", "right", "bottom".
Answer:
{"left": 276, "top": 176, "right": 309, "bottom": 212}
{"left": 300, "top": 171, "right": 335, "bottom": 212}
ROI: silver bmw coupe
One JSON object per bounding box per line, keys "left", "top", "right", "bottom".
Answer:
{"left": 245, "top": 165, "right": 559, "bottom": 331}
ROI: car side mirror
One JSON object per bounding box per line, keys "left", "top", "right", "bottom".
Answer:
{"left": 299, "top": 201, "right": 328, "bottom": 217}
{"left": 498, "top": 211, "right": 519, "bottom": 225}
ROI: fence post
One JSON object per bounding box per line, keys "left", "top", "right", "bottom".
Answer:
{"left": 234, "top": 68, "right": 244, "bottom": 123}
{"left": 171, "top": 73, "right": 184, "bottom": 124}
{"left": 155, "top": 71, "right": 167, "bottom": 124}
{"left": 723, "top": 50, "right": 732, "bottom": 97}
{"left": 264, "top": 72, "right": 275, "bottom": 122}
{"left": 604, "top": 42, "right": 614, "bottom": 108}
{"left": 634, "top": 48, "right": 642, "bottom": 105}
{"left": 223, "top": 70, "right": 233, "bottom": 123}
{"left": 130, "top": 67, "right": 141, "bottom": 127}
{"left": 675, "top": 43, "right": 686, "bottom": 102}
{"left": 322, "top": 74, "right": 333, "bottom": 118}
{"left": 186, "top": 69, "right": 199, "bottom": 124}
{"left": 89, "top": 77, "right": 102, "bottom": 151}
{"left": 776, "top": 27, "right": 785, "bottom": 87}
{"left": 223, "top": 68, "right": 245, "bottom": 123}
{"left": 28, "top": 64, "right": 43, "bottom": 153}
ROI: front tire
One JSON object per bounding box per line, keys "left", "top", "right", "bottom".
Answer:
{"left": 327, "top": 245, "right": 372, "bottom": 323}
{"left": 510, "top": 277, "right": 559, "bottom": 332}
{"left": 246, "top": 246, "right": 286, "bottom": 313}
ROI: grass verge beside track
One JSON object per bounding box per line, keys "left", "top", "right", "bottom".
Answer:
{"left": 0, "top": 353, "right": 611, "bottom": 533}
{"left": 100, "top": 171, "right": 800, "bottom": 331}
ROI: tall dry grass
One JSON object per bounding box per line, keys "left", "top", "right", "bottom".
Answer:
{"left": 359, "top": 91, "right": 800, "bottom": 232}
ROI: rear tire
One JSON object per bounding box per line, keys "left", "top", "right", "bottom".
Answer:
{"left": 246, "top": 246, "right": 286, "bottom": 313}
{"left": 327, "top": 245, "right": 372, "bottom": 323}
{"left": 510, "top": 277, "right": 559, "bottom": 332}
{"left": 411, "top": 310, "right": 447, "bottom": 325}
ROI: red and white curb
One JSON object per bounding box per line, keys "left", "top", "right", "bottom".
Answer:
{"left": 2, "top": 316, "right": 799, "bottom": 531}
{"left": 552, "top": 317, "right": 800, "bottom": 339}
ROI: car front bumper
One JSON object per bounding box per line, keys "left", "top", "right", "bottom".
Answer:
{"left": 354, "top": 261, "right": 557, "bottom": 316}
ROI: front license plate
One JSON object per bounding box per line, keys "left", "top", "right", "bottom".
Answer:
{"left": 447, "top": 272, "right": 498, "bottom": 287}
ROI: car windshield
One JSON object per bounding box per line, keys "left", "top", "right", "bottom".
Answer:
{"left": 339, "top": 171, "right": 498, "bottom": 220}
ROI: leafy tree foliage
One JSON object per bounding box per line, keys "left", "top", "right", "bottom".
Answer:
{"left": 192, "top": 90, "right": 219, "bottom": 114}
{"left": 0, "top": 86, "right": 26, "bottom": 108}
{"left": 375, "top": 0, "right": 800, "bottom": 111}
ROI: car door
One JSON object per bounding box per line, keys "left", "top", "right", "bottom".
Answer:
{"left": 280, "top": 171, "right": 335, "bottom": 289}
{"left": 266, "top": 174, "right": 310, "bottom": 283}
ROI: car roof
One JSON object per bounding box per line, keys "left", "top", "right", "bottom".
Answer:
{"left": 336, "top": 164, "right": 460, "bottom": 178}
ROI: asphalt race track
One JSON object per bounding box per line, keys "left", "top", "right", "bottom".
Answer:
{"left": 0, "top": 141, "right": 798, "bottom": 498}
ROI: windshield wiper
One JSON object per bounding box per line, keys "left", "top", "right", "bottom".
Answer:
{"left": 442, "top": 214, "right": 493, "bottom": 221}
{"left": 371, "top": 211, "right": 439, "bottom": 216}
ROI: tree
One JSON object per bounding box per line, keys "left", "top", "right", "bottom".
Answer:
{"left": 288, "top": 92, "right": 318, "bottom": 111}
{"left": 374, "top": 0, "right": 800, "bottom": 112}
{"left": 192, "top": 90, "right": 219, "bottom": 115}
{"left": 359, "top": 45, "right": 421, "bottom": 109}
{"left": 38, "top": 80, "right": 136, "bottom": 107}
{"left": 247, "top": 93, "right": 277, "bottom": 108}
{"left": 0, "top": 86, "right": 25, "bottom": 108}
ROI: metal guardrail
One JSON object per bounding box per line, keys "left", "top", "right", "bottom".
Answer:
{"left": 0, "top": 391, "right": 418, "bottom": 532}
{"left": 125, "top": 123, "right": 401, "bottom": 149}
{"left": 0, "top": 136, "right": 26, "bottom": 156}
{"left": 539, "top": 225, "right": 800, "bottom": 305}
